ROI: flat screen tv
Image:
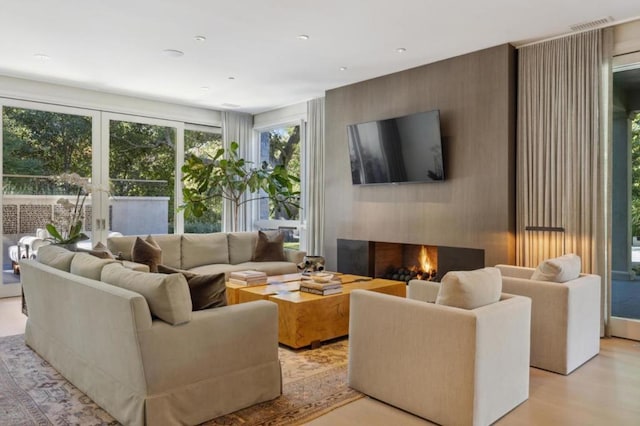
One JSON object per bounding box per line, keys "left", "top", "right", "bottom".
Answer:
{"left": 347, "top": 109, "right": 444, "bottom": 185}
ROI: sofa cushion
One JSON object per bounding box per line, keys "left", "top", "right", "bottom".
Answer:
{"left": 70, "top": 253, "right": 119, "bottom": 281}
{"left": 158, "top": 264, "right": 227, "bottom": 310}
{"left": 36, "top": 245, "right": 76, "bottom": 272}
{"left": 531, "top": 253, "right": 581, "bottom": 283}
{"left": 181, "top": 233, "right": 229, "bottom": 269}
{"left": 101, "top": 263, "right": 192, "bottom": 325}
{"left": 107, "top": 234, "right": 182, "bottom": 268}
{"left": 436, "top": 267, "right": 502, "bottom": 310}
{"left": 132, "top": 236, "right": 163, "bottom": 273}
{"left": 228, "top": 232, "right": 258, "bottom": 264}
{"left": 252, "top": 231, "right": 285, "bottom": 262}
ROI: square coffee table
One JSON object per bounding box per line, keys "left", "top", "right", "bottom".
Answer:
{"left": 268, "top": 278, "right": 405, "bottom": 349}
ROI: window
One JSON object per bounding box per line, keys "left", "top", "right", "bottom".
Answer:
{"left": 184, "top": 125, "right": 223, "bottom": 233}
{"left": 257, "top": 124, "right": 302, "bottom": 249}
{"left": 108, "top": 118, "right": 177, "bottom": 235}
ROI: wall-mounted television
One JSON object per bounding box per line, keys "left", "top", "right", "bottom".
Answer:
{"left": 347, "top": 109, "right": 444, "bottom": 185}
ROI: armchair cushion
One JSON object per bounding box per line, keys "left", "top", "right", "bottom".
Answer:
{"left": 436, "top": 267, "right": 502, "bottom": 309}
{"left": 531, "top": 253, "right": 581, "bottom": 283}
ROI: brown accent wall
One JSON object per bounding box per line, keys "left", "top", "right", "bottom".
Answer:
{"left": 323, "top": 44, "right": 516, "bottom": 269}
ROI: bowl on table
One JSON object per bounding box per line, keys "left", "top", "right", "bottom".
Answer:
{"left": 309, "top": 272, "right": 334, "bottom": 283}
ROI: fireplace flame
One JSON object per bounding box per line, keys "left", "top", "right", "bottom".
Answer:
{"left": 418, "top": 246, "right": 432, "bottom": 276}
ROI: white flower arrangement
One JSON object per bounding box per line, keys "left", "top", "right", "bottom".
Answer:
{"left": 46, "top": 173, "right": 102, "bottom": 245}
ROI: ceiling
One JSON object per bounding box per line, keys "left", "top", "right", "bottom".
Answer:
{"left": 1, "top": 1, "right": 639, "bottom": 114}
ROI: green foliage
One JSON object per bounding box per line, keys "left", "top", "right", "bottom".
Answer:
{"left": 2, "top": 107, "right": 91, "bottom": 178}
{"left": 264, "top": 125, "right": 301, "bottom": 219}
{"left": 182, "top": 141, "right": 300, "bottom": 231}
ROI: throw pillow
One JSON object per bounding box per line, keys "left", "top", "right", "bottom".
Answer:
{"left": 157, "top": 264, "right": 228, "bottom": 310}
{"left": 78, "top": 241, "right": 116, "bottom": 260}
{"left": 436, "top": 267, "right": 502, "bottom": 310}
{"left": 101, "top": 263, "right": 192, "bottom": 325}
{"left": 36, "top": 244, "right": 76, "bottom": 272}
{"left": 252, "top": 230, "right": 285, "bottom": 262}
{"left": 531, "top": 253, "right": 581, "bottom": 283}
{"left": 70, "top": 253, "right": 118, "bottom": 281}
{"left": 132, "top": 235, "right": 162, "bottom": 273}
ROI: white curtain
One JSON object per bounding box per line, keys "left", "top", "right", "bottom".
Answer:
{"left": 221, "top": 111, "right": 253, "bottom": 231}
{"left": 305, "top": 97, "right": 325, "bottom": 255}
{"left": 517, "top": 29, "right": 612, "bottom": 335}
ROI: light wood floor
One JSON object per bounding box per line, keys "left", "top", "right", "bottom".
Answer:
{"left": 2, "top": 297, "right": 639, "bottom": 425}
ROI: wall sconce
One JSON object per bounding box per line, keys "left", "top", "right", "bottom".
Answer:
{"left": 524, "top": 226, "right": 565, "bottom": 232}
{"left": 525, "top": 225, "right": 566, "bottom": 261}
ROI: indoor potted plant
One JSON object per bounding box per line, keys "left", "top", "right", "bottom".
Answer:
{"left": 181, "top": 141, "right": 300, "bottom": 231}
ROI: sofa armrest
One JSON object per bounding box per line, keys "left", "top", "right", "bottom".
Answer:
{"left": 137, "top": 300, "right": 280, "bottom": 394}
{"left": 348, "top": 290, "right": 530, "bottom": 425}
{"left": 496, "top": 264, "right": 535, "bottom": 279}
{"left": 284, "top": 248, "right": 306, "bottom": 265}
{"left": 501, "top": 274, "right": 600, "bottom": 373}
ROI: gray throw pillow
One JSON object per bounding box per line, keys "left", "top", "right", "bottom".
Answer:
{"left": 252, "top": 230, "right": 285, "bottom": 262}
{"left": 157, "top": 264, "right": 228, "bottom": 311}
{"left": 132, "top": 235, "right": 162, "bottom": 273}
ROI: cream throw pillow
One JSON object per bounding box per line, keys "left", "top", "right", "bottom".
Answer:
{"left": 531, "top": 253, "right": 581, "bottom": 283}
{"left": 101, "top": 263, "right": 192, "bottom": 325}
{"left": 436, "top": 267, "right": 502, "bottom": 309}
{"left": 36, "top": 245, "right": 76, "bottom": 272}
{"left": 70, "top": 253, "right": 118, "bottom": 281}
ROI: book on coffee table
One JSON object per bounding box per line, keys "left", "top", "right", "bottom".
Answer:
{"left": 299, "top": 285, "right": 343, "bottom": 296}
{"left": 229, "top": 270, "right": 268, "bottom": 286}
{"left": 300, "top": 280, "right": 342, "bottom": 290}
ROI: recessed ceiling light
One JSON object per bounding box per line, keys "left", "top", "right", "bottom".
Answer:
{"left": 200, "top": 86, "right": 210, "bottom": 91}
{"left": 33, "top": 53, "right": 51, "bottom": 61}
{"left": 297, "top": 34, "right": 310, "bottom": 40}
{"left": 396, "top": 47, "right": 407, "bottom": 53}
{"left": 162, "top": 49, "right": 184, "bottom": 58}
{"left": 339, "top": 66, "right": 348, "bottom": 71}
{"left": 228, "top": 76, "right": 235, "bottom": 80}
{"left": 194, "top": 35, "right": 207, "bottom": 42}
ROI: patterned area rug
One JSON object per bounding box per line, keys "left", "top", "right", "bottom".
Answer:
{"left": 0, "top": 334, "right": 361, "bottom": 425}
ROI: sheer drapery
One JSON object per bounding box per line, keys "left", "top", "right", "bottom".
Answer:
{"left": 221, "top": 111, "right": 253, "bottom": 231}
{"left": 306, "top": 97, "right": 325, "bottom": 255}
{"left": 517, "top": 29, "right": 612, "bottom": 335}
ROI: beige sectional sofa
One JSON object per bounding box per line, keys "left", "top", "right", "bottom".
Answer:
{"left": 21, "top": 245, "right": 282, "bottom": 426}
{"left": 107, "top": 231, "right": 305, "bottom": 276}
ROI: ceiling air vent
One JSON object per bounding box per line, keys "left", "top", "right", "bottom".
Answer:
{"left": 569, "top": 16, "right": 613, "bottom": 32}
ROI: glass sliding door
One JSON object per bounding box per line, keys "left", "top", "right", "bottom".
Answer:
{"left": 104, "top": 113, "right": 183, "bottom": 237}
{"left": 611, "top": 60, "right": 640, "bottom": 340}
{"left": 1, "top": 100, "right": 99, "bottom": 296}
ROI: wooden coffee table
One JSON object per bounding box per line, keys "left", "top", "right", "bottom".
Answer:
{"left": 253, "top": 277, "right": 405, "bottom": 349}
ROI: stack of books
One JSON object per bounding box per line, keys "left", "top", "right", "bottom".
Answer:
{"left": 299, "top": 280, "right": 343, "bottom": 296}
{"left": 228, "top": 270, "right": 268, "bottom": 286}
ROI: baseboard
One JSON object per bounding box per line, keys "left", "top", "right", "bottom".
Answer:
{"left": 610, "top": 317, "right": 640, "bottom": 341}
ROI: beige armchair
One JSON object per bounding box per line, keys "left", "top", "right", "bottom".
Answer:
{"left": 348, "top": 284, "right": 531, "bottom": 426}
{"left": 496, "top": 264, "right": 601, "bottom": 375}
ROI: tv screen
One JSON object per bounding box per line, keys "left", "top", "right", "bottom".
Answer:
{"left": 347, "top": 109, "right": 444, "bottom": 185}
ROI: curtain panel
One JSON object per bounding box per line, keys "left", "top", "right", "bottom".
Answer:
{"left": 221, "top": 111, "right": 254, "bottom": 231}
{"left": 306, "top": 97, "right": 325, "bottom": 255}
{"left": 517, "top": 29, "right": 612, "bottom": 335}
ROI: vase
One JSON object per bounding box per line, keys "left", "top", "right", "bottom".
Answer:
{"left": 54, "top": 243, "right": 78, "bottom": 251}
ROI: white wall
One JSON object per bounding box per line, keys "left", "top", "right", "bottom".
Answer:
{"left": 0, "top": 75, "right": 221, "bottom": 126}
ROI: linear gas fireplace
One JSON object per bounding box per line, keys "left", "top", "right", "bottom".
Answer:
{"left": 337, "top": 239, "right": 485, "bottom": 283}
